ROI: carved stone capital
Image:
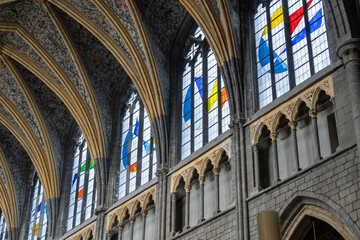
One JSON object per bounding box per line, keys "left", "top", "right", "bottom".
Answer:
{"left": 130, "top": 217, "right": 135, "bottom": 224}
{"left": 142, "top": 210, "right": 148, "bottom": 217}
{"left": 213, "top": 167, "right": 221, "bottom": 175}
{"left": 185, "top": 184, "right": 191, "bottom": 193}
{"left": 288, "top": 121, "right": 298, "bottom": 130}
{"left": 198, "top": 176, "right": 205, "bottom": 184}
{"left": 309, "top": 109, "right": 318, "bottom": 118}
{"left": 337, "top": 38, "right": 360, "bottom": 65}
{"left": 270, "top": 133, "right": 278, "bottom": 141}
{"left": 94, "top": 206, "right": 107, "bottom": 215}
{"left": 118, "top": 224, "right": 124, "bottom": 231}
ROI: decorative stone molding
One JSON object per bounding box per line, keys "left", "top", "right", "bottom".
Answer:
{"left": 251, "top": 75, "right": 334, "bottom": 144}
{"left": 283, "top": 205, "right": 356, "bottom": 240}
{"left": 337, "top": 38, "right": 360, "bottom": 65}
{"left": 170, "top": 138, "right": 231, "bottom": 193}
{"left": 65, "top": 221, "right": 96, "bottom": 240}
{"left": 106, "top": 185, "right": 156, "bottom": 230}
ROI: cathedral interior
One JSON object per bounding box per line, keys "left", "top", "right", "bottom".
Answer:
{"left": 0, "top": 0, "right": 359, "bottom": 239}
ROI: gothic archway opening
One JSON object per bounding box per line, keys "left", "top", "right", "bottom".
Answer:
{"left": 290, "top": 216, "right": 344, "bottom": 240}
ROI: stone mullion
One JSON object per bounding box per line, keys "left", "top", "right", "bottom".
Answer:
{"left": 282, "top": 0, "right": 296, "bottom": 89}
{"left": 302, "top": 0, "right": 315, "bottom": 75}
{"left": 126, "top": 109, "right": 134, "bottom": 195}
{"left": 265, "top": 2, "right": 278, "bottom": 100}
{"left": 217, "top": 66, "right": 222, "bottom": 134}
{"left": 309, "top": 109, "right": 322, "bottom": 162}
{"left": 289, "top": 121, "right": 301, "bottom": 172}
{"left": 203, "top": 47, "right": 209, "bottom": 145}
{"left": 148, "top": 136, "right": 154, "bottom": 182}
{"left": 191, "top": 62, "right": 195, "bottom": 153}
{"left": 136, "top": 103, "right": 145, "bottom": 189}
{"left": 72, "top": 145, "right": 82, "bottom": 229}
{"left": 81, "top": 151, "right": 91, "bottom": 223}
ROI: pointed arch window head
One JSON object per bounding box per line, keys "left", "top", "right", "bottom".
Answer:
{"left": 67, "top": 134, "right": 97, "bottom": 231}
{"left": 254, "top": 0, "right": 330, "bottom": 109}
{"left": 118, "top": 93, "right": 157, "bottom": 200}
{"left": 181, "top": 27, "right": 230, "bottom": 160}
{"left": 0, "top": 212, "right": 7, "bottom": 240}
{"left": 27, "top": 176, "right": 48, "bottom": 240}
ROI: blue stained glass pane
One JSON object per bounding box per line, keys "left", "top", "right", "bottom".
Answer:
{"left": 183, "top": 85, "right": 191, "bottom": 122}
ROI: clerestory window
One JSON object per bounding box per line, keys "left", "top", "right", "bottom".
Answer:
{"left": 181, "top": 27, "right": 230, "bottom": 160}
{"left": 27, "top": 176, "right": 47, "bottom": 240}
{"left": 118, "top": 93, "right": 157, "bottom": 199}
{"left": 67, "top": 134, "right": 97, "bottom": 231}
{"left": 254, "top": 0, "right": 330, "bottom": 109}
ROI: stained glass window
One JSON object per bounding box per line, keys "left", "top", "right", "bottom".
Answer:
{"left": 27, "top": 177, "right": 47, "bottom": 240}
{"left": 67, "top": 134, "right": 97, "bottom": 231}
{"left": 254, "top": 0, "right": 330, "bottom": 108}
{"left": 118, "top": 93, "right": 157, "bottom": 199}
{"left": 181, "top": 27, "right": 230, "bottom": 160}
{"left": 0, "top": 212, "right": 7, "bottom": 240}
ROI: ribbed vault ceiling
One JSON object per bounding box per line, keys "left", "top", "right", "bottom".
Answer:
{"left": 0, "top": 0, "right": 189, "bottom": 223}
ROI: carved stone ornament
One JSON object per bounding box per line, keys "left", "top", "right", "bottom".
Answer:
{"left": 65, "top": 222, "right": 96, "bottom": 240}
{"left": 251, "top": 75, "right": 334, "bottom": 144}
{"left": 106, "top": 185, "right": 156, "bottom": 230}
{"left": 337, "top": 38, "right": 360, "bottom": 65}
{"left": 170, "top": 138, "right": 231, "bottom": 193}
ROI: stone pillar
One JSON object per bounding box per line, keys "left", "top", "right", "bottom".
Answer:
{"left": 118, "top": 224, "right": 123, "bottom": 240}
{"left": 154, "top": 169, "right": 168, "bottom": 240}
{"left": 198, "top": 176, "right": 205, "bottom": 223}
{"left": 213, "top": 167, "right": 221, "bottom": 215}
{"left": 94, "top": 207, "right": 107, "bottom": 240}
{"left": 184, "top": 185, "right": 191, "bottom": 230}
{"left": 252, "top": 145, "right": 262, "bottom": 190}
{"left": 270, "top": 133, "right": 280, "bottom": 184}
{"left": 288, "top": 121, "right": 301, "bottom": 172}
{"left": 257, "top": 210, "right": 282, "bottom": 240}
{"left": 170, "top": 192, "right": 176, "bottom": 235}
{"left": 142, "top": 210, "right": 147, "bottom": 239}
{"left": 309, "top": 109, "right": 322, "bottom": 162}
{"left": 337, "top": 39, "right": 360, "bottom": 148}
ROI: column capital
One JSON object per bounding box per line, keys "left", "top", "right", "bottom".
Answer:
{"left": 288, "top": 121, "right": 298, "bottom": 130}
{"left": 142, "top": 210, "right": 148, "bottom": 217}
{"left": 185, "top": 184, "right": 191, "bottom": 193}
{"left": 130, "top": 217, "right": 135, "bottom": 224}
{"left": 94, "top": 206, "right": 107, "bottom": 215}
{"left": 309, "top": 109, "right": 318, "bottom": 118}
{"left": 270, "top": 133, "right": 277, "bottom": 141}
{"left": 198, "top": 175, "right": 205, "bottom": 184}
{"left": 337, "top": 38, "right": 360, "bottom": 65}
{"left": 213, "top": 167, "right": 221, "bottom": 175}
{"left": 118, "top": 223, "right": 124, "bottom": 230}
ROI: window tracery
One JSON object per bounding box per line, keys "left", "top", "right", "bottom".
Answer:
{"left": 67, "top": 134, "right": 97, "bottom": 231}
{"left": 181, "top": 27, "right": 230, "bottom": 160}
{"left": 118, "top": 93, "right": 157, "bottom": 200}
{"left": 28, "top": 176, "right": 47, "bottom": 240}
